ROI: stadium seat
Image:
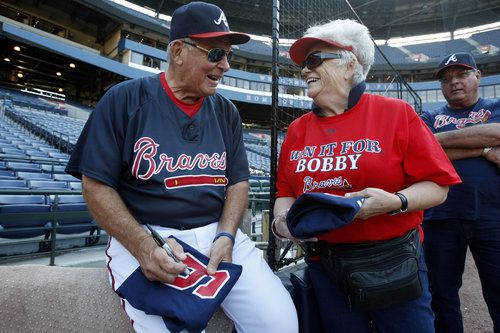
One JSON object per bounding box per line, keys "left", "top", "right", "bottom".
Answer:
{"left": 0, "top": 194, "right": 51, "bottom": 238}
{"left": 6, "top": 162, "right": 41, "bottom": 172}
{"left": 53, "top": 174, "right": 79, "bottom": 182}
{"left": 15, "top": 171, "right": 53, "bottom": 180}
{"left": 0, "top": 147, "right": 26, "bottom": 156}
{"left": 0, "top": 170, "right": 14, "bottom": 177}
{"left": 41, "top": 164, "right": 67, "bottom": 174}
{"left": 25, "top": 150, "right": 49, "bottom": 158}
{"left": 68, "top": 181, "right": 82, "bottom": 191}
{"left": 260, "top": 179, "right": 270, "bottom": 192}
{"left": 49, "top": 194, "right": 95, "bottom": 234}
{"left": 249, "top": 179, "right": 261, "bottom": 192}
{"left": 0, "top": 179, "right": 28, "bottom": 189}
{"left": 28, "top": 180, "right": 68, "bottom": 190}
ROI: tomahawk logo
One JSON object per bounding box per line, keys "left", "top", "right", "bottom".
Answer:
{"left": 444, "top": 54, "right": 458, "bottom": 65}
{"left": 214, "top": 11, "right": 228, "bottom": 27}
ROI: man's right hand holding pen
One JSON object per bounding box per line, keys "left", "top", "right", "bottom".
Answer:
{"left": 135, "top": 225, "right": 189, "bottom": 284}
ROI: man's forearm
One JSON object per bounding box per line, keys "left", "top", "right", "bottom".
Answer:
{"left": 217, "top": 181, "right": 249, "bottom": 235}
{"left": 82, "top": 175, "right": 155, "bottom": 260}
{"left": 435, "top": 123, "right": 500, "bottom": 148}
{"left": 443, "top": 147, "right": 484, "bottom": 160}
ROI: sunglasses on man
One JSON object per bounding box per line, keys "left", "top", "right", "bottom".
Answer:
{"left": 181, "top": 40, "right": 233, "bottom": 63}
{"left": 301, "top": 52, "right": 342, "bottom": 70}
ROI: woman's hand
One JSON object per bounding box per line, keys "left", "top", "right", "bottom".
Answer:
{"left": 272, "top": 213, "right": 318, "bottom": 243}
{"left": 345, "top": 188, "right": 401, "bottom": 219}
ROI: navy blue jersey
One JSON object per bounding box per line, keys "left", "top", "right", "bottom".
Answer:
{"left": 421, "top": 98, "right": 500, "bottom": 220}
{"left": 66, "top": 73, "right": 250, "bottom": 228}
{"left": 116, "top": 237, "right": 242, "bottom": 333}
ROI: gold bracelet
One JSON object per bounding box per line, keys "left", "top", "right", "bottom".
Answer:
{"left": 482, "top": 147, "right": 493, "bottom": 157}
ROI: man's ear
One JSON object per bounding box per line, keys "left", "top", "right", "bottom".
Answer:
{"left": 170, "top": 40, "right": 184, "bottom": 65}
{"left": 475, "top": 69, "right": 481, "bottom": 80}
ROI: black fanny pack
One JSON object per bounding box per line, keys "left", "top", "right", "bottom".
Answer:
{"left": 314, "top": 229, "right": 422, "bottom": 311}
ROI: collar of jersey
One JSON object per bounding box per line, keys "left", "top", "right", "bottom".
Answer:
{"left": 160, "top": 73, "right": 205, "bottom": 118}
{"left": 311, "top": 81, "right": 366, "bottom": 114}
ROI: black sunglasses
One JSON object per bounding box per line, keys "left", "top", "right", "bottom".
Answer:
{"left": 301, "top": 52, "right": 342, "bottom": 69}
{"left": 181, "top": 40, "right": 233, "bottom": 63}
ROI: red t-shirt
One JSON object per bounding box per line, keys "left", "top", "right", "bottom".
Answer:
{"left": 277, "top": 93, "right": 461, "bottom": 243}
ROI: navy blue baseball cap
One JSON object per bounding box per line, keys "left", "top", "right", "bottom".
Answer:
{"left": 286, "top": 192, "right": 364, "bottom": 239}
{"left": 436, "top": 52, "right": 477, "bottom": 78}
{"left": 169, "top": 2, "right": 250, "bottom": 45}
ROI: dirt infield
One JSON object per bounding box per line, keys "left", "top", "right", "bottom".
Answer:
{"left": 461, "top": 250, "right": 493, "bottom": 332}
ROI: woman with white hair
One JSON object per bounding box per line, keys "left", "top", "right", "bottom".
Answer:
{"left": 273, "top": 19, "right": 461, "bottom": 332}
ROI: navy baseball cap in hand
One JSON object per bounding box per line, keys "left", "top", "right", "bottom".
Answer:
{"left": 169, "top": 1, "right": 250, "bottom": 45}
{"left": 286, "top": 192, "right": 364, "bottom": 239}
{"left": 436, "top": 52, "right": 477, "bottom": 78}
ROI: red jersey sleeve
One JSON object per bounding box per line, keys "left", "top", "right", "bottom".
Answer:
{"left": 403, "top": 108, "right": 461, "bottom": 186}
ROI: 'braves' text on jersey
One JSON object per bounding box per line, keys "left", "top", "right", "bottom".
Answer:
{"left": 66, "top": 73, "right": 249, "bottom": 228}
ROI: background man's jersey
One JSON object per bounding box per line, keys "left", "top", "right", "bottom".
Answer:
{"left": 421, "top": 98, "right": 500, "bottom": 220}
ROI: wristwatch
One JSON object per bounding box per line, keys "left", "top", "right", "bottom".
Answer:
{"left": 388, "top": 192, "right": 408, "bottom": 216}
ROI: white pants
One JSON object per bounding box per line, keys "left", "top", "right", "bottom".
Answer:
{"left": 106, "top": 223, "right": 298, "bottom": 333}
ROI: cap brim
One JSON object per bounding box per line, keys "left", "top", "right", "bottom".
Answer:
{"left": 189, "top": 31, "right": 250, "bottom": 45}
{"left": 289, "top": 37, "right": 353, "bottom": 65}
{"left": 436, "top": 64, "right": 476, "bottom": 78}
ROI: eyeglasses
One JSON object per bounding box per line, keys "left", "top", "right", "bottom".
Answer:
{"left": 301, "top": 52, "right": 342, "bottom": 70}
{"left": 181, "top": 40, "right": 233, "bottom": 63}
{"left": 439, "top": 69, "right": 476, "bottom": 84}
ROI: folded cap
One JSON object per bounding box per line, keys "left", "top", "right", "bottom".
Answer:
{"left": 169, "top": 1, "right": 250, "bottom": 45}
{"left": 286, "top": 192, "right": 364, "bottom": 239}
{"left": 289, "top": 37, "right": 353, "bottom": 66}
{"left": 436, "top": 52, "right": 477, "bottom": 78}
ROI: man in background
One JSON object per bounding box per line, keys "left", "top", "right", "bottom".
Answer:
{"left": 421, "top": 52, "right": 500, "bottom": 333}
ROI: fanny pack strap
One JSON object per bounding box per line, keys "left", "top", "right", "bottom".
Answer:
{"left": 319, "top": 228, "right": 420, "bottom": 259}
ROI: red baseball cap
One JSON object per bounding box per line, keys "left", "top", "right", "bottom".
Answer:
{"left": 289, "top": 37, "right": 353, "bottom": 65}
{"left": 169, "top": 2, "right": 250, "bottom": 45}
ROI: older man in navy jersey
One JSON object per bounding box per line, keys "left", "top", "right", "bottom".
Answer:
{"left": 421, "top": 52, "right": 500, "bottom": 333}
{"left": 66, "top": 2, "right": 298, "bottom": 332}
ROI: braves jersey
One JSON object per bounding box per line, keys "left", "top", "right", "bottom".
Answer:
{"left": 421, "top": 98, "right": 500, "bottom": 220}
{"left": 116, "top": 236, "right": 242, "bottom": 333}
{"left": 277, "top": 83, "right": 461, "bottom": 243}
{"left": 66, "top": 73, "right": 250, "bottom": 228}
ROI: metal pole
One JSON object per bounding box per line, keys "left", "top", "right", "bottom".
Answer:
{"left": 268, "top": 0, "right": 280, "bottom": 271}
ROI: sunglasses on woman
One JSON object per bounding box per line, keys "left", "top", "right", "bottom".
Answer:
{"left": 181, "top": 40, "right": 233, "bottom": 63}
{"left": 301, "top": 52, "right": 342, "bottom": 70}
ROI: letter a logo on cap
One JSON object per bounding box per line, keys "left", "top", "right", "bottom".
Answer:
{"left": 444, "top": 54, "right": 458, "bottom": 66}
{"left": 214, "top": 11, "right": 229, "bottom": 28}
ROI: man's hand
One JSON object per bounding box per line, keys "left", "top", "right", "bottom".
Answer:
{"left": 484, "top": 146, "right": 500, "bottom": 169}
{"left": 206, "top": 236, "right": 233, "bottom": 275}
{"left": 137, "top": 236, "right": 188, "bottom": 284}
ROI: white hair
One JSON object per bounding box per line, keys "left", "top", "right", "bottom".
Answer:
{"left": 304, "top": 19, "right": 375, "bottom": 84}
